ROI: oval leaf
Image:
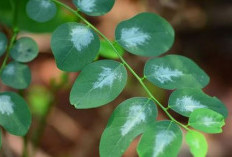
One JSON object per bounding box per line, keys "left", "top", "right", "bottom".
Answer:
{"left": 0, "top": 92, "right": 31, "bottom": 136}
{"left": 186, "top": 130, "right": 208, "bottom": 157}
{"left": 189, "top": 108, "right": 225, "bottom": 134}
{"left": 1, "top": 61, "right": 31, "bottom": 89}
{"left": 169, "top": 88, "right": 228, "bottom": 117}
{"left": 137, "top": 120, "right": 182, "bottom": 157}
{"left": 99, "top": 40, "right": 124, "bottom": 59}
{"left": 73, "top": 0, "right": 115, "bottom": 16}
{"left": 0, "top": 32, "right": 8, "bottom": 57}
{"left": 26, "top": 0, "right": 57, "bottom": 22}
{"left": 51, "top": 22, "right": 100, "bottom": 71}
{"left": 115, "top": 12, "right": 174, "bottom": 56}
{"left": 144, "top": 55, "right": 209, "bottom": 89}
{"left": 10, "top": 37, "right": 39, "bottom": 63}
{"left": 100, "top": 97, "right": 157, "bottom": 157}
{"left": 70, "top": 60, "right": 127, "bottom": 108}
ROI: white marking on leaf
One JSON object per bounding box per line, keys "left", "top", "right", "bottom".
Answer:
{"left": 192, "top": 139, "right": 200, "bottom": 148}
{"left": 201, "top": 116, "right": 215, "bottom": 127}
{"left": 176, "top": 96, "right": 206, "bottom": 112}
{"left": 121, "top": 105, "right": 146, "bottom": 136}
{"left": 0, "top": 95, "right": 14, "bottom": 115}
{"left": 153, "top": 130, "right": 175, "bottom": 157}
{"left": 40, "top": 0, "right": 52, "bottom": 8}
{"left": 70, "top": 25, "right": 94, "bottom": 51}
{"left": 77, "top": 0, "right": 96, "bottom": 12}
{"left": 4, "top": 64, "right": 15, "bottom": 75}
{"left": 152, "top": 65, "right": 183, "bottom": 84}
{"left": 93, "top": 66, "right": 122, "bottom": 89}
{"left": 120, "top": 27, "right": 151, "bottom": 48}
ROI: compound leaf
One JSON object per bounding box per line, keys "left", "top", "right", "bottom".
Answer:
{"left": 70, "top": 60, "right": 127, "bottom": 108}
{"left": 26, "top": 0, "right": 57, "bottom": 23}
{"left": 115, "top": 13, "right": 174, "bottom": 56}
{"left": 1, "top": 61, "right": 31, "bottom": 89}
{"left": 189, "top": 108, "right": 225, "bottom": 134}
{"left": 10, "top": 37, "right": 39, "bottom": 63}
{"left": 186, "top": 130, "right": 208, "bottom": 157}
{"left": 0, "top": 92, "right": 31, "bottom": 136}
{"left": 99, "top": 40, "right": 124, "bottom": 59}
{"left": 144, "top": 55, "right": 209, "bottom": 90}
{"left": 0, "top": 32, "right": 8, "bottom": 57}
{"left": 169, "top": 88, "right": 228, "bottom": 117}
{"left": 137, "top": 120, "right": 182, "bottom": 157}
{"left": 51, "top": 22, "right": 100, "bottom": 72}
{"left": 100, "top": 97, "right": 157, "bottom": 157}
{"left": 73, "top": 0, "right": 115, "bottom": 16}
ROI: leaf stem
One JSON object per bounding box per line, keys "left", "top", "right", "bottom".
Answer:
{"left": 51, "top": 0, "right": 190, "bottom": 131}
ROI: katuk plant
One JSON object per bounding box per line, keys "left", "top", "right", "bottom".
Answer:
{"left": 0, "top": 0, "right": 228, "bottom": 157}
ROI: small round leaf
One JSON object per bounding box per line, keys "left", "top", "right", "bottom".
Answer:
{"left": 189, "top": 108, "right": 225, "bottom": 134}
{"left": 0, "top": 32, "right": 8, "bottom": 57}
{"left": 169, "top": 88, "right": 228, "bottom": 117}
{"left": 0, "top": 92, "right": 31, "bottom": 136}
{"left": 137, "top": 120, "right": 183, "bottom": 157}
{"left": 100, "top": 97, "right": 157, "bottom": 157}
{"left": 1, "top": 61, "right": 31, "bottom": 89}
{"left": 26, "top": 0, "right": 57, "bottom": 23}
{"left": 73, "top": 0, "right": 115, "bottom": 16}
{"left": 115, "top": 13, "right": 174, "bottom": 56}
{"left": 51, "top": 22, "right": 100, "bottom": 72}
{"left": 144, "top": 55, "right": 210, "bottom": 89}
{"left": 10, "top": 37, "right": 39, "bottom": 63}
{"left": 70, "top": 60, "right": 127, "bottom": 108}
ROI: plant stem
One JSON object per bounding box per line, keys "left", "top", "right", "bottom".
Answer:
{"left": 51, "top": 0, "right": 190, "bottom": 131}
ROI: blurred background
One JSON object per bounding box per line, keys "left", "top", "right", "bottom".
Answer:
{"left": 0, "top": 0, "right": 232, "bottom": 156}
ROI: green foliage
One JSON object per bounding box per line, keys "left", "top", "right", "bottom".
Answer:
{"left": 70, "top": 60, "right": 127, "bottom": 108}
{"left": 115, "top": 13, "right": 174, "bottom": 56}
{"left": 100, "top": 97, "right": 157, "bottom": 157}
{"left": 99, "top": 40, "right": 124, "bottom": 59}
{"left": 144, "top": 55, "right": 210, "bottom": 89}
{"left": 10, "top": 37, "right": 39, "bottom": 62}
{"left": 0, "top": 32, "right": 8, "bottom": 57}
{"left": 189, "top": 108, "right": 225, "bottom": 133}
{"left": 185, "top": 130, "right": 208, "bottom": 157}
{"left": 137, "top": 121, "right": 182, "bottom": 157}
{"left": 51, "top": 22, "right": 100, "bottom": 71}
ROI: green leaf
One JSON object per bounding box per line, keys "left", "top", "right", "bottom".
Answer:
{"left": 0, "top": 32, "right": 8, "bottom": 57}
{"left": 144, "top": 55, "right": 209, "bottom": 90}
{"left": 137, "top": 120, "right": 182, "bottom": 157}
{"left": 0, "top": 130, "right": 1, "bottom": 148}
{"left": 10, "top": 37, "right": 39, "bottom": 63}
{"left": 1, "top": 61, "right": 31, "bottom": 89}
{"left": 73, "top": 0, "right": 115, "bottom": 16}
{"left": 70, "top": 60, "right": 127, "bottom": 109}
{"left": 100, "top": 97, "right": 157, "bottom": 157}
{"left": 0, "top": 92, "right": 31, "bottom": 136}
{"left": 189, "top": 108, "right": 225, "bottom": 133}
{"left": 26, "top": 0, "right": 57, "bottom": 23}
{"left": 51, "top": 22, "right": 100, "bottom": 71}
{"left": 169, "top": 88, "right": 228, "bottom": 117}
{"left": 115, "top": 12, "right": 174, "bottom": 56}
{"left": 99, "top": 40, "right": 124, "bottom": 59}
{"left": 186, "top": 130, "right": 208, "bottom": 157}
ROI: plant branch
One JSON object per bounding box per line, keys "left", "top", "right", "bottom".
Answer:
{"left": 51, "top": 0, "right": 190, "bottom": 131}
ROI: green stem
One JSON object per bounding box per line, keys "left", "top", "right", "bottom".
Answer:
{"left": 51, "top": 0, "right": 190, "bottom": 131}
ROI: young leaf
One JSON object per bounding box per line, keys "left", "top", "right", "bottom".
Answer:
{"left": 169, "top": 88, "right": 228, "bottom": 117}
{"left": 137, "top": 120, "right": 182, "bottom": 157}
{"left": 144, "top": 55, "right": 209, "bottom": 90}
{"left": 186, "top": 130, "right": 208, "bottom": 157}
{"left": 99, "top": 40, "right": 124, "bottom": 59}
{"left": 26, "top": 0, "right": 57, "bottom": 23}
{"left": 1, "top": 61, "right": 31, "bottom": 89}
{"left": 115, "top": 12, "right": 174, "bottom": 56}
{"left": 189, "top": 108, "right": 225, "bottom": 133}
{"left": 0, "top": 92, "right": 31, "bottom": 136}
{"left": 70, "top": 60, "right": 127, "bottom": 108}
{"left": 51, "top": 22, "right": 100, "bottom": 71}
{"left": 0, "top": 32, "right": 8, "bottom": 57}
{"left": 100, "top": 97, "right": 157, "bottom": 157}
{"left": 10, "top": 37, "right": 39, "bottom": 63}
{"left": 72, "top": 0, "right": 115, "bottom": 16}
